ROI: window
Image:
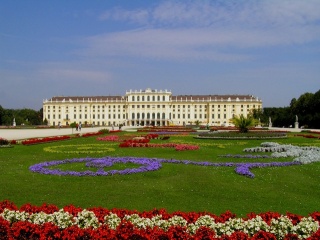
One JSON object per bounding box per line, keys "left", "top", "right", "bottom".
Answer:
{"left": 162, "top": 96, "right": 165, "bottom": 101}
{"left": 132, "top": 96, "right": 135, "bottom": 101}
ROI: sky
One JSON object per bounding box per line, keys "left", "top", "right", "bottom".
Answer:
{"left": 1, "top": 0, "right": 320, "bottom": 110}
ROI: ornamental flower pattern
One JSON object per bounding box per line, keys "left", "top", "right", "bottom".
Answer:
{"left": 29, "top": 142, "right": 319, "bottom": 178}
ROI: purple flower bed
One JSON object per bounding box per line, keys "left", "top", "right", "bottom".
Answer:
{"left": 29, "top": 157, "right": 302, "bottom": 178}
{"left": 29, "top": 157, "right": 162, "bottom": 176}
{"left": 219, "top": 154, "right": 272, "bottom": 159}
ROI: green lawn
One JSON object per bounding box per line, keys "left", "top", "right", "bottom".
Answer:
{"left": 0, "top": 131, "right": 319, "bottom": 217}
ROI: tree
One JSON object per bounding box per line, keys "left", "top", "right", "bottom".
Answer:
{"left": 0, "top": 105, "right": 4, "bottom": 125}
{"left": 70, "top": 122, "right": 77, "bottom": 133}
{"left": 231, "top": 114, "right": 257, "bottom": 133}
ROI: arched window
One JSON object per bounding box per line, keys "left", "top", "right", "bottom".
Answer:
{"left": 137, "top": 96, "right": 140, "bottom": 101}
{"left": 132, "top": 113, "right": 135, "bottom": 119}
{"left": 142, "top": 113, "right": 145, "bottom": 119}
{"left": 147, "top": 96, "right": 150, "bottom": 101}
{"left": 162, "top": 113, "right": 165, "bottom": 119}
{"left": 147, "top": 113, "right": 150, "bottom": 119}
{"left": 142, "top": 96, "right": 145, "bottom": 101}
{"left": 152, "top": 113, "right": 155, "bottom": 119}
{"left": 132, "top": 96, "right": 135, "bottom": 101}
{"left": 157, "top": 113, "right": 160, "bottom": 119}
{"left": 137, "top": 113, "right": 140, "bottom": 119}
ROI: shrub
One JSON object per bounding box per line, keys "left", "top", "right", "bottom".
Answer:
{"left": 98, "top": 128, "right": 109, "bottom": 134}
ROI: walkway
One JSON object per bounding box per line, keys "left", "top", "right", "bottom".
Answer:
{"left": 0, "top": 126, "right": 129, "bottom": 140}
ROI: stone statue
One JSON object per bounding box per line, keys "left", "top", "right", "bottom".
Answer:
{"left": 268, "top": 117, "right": 272, "bottom": 127}
{"left": 295, "top": 115, "right": 299, "bottom": 129}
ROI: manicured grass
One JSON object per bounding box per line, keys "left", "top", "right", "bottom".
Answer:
{"left": 0, "top": 131, "right": 319, "bottom": 217}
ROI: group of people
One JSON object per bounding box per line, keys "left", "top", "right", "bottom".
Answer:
{"left": 75, "top": 122, "right": 82, "bottom": 131}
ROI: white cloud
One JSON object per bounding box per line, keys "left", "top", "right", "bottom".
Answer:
{"left": 99, "top": 7, "right": 150, "bottom": 25}
{"left": 91, "top": 1, "right": 320, "bottom": 61}
{"left": 99, "top": 0, "right": 320, "bottom": 28}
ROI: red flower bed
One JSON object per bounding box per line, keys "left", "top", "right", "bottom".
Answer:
{"left": 294, "top": 134, "right": 320, "bottom": 139}
{"left": 1, "top": 201, "right": 320, "bottom": 239}
{"left": 119, "top": 141, "right": 199, "bottom": 151}
{"left": 21, "top": 136, "right": 71, "bottom": 145}
{"left": 81, "top": 132, "right": 104, "bottom": 137}
{"left": 138, "top": 126, "right": 196, "bottom": 132}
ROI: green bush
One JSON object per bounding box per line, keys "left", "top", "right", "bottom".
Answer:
{"left": 98, "top": 128, "right": 110, "bottom": 134}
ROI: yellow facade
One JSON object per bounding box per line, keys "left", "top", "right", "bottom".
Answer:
{"left": 43, "top": 88, "right": 262, "bottom": 127}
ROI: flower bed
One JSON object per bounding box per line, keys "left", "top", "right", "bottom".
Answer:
{"left": 32, "top": 142, "right": 320, "bottom": 178}
{"left": 97, "top": 135, "right": 120, "bottom": 141}
{"left": 21, "top": 136, "right": 71, "bottom": 145}
{"left": 81, "top": 132, "right": 104, "bottom": 137}
{"left": 138, "top": 126, "right": 196, "bottom": 132}
{"left": 294, "top": 134, "right": 320, "bottom": 139}
{"left": 29, "top": 154, "right": 301, "bottom": 178}
{"left": 243, "top": 142, "right": 320, "bottom": 164}
{"left": 119, "top": 141, "right": 199, "bottom": 151}
{"left": 43, "top": 144, "right": 116, "bottom": 154}
{"left": 1, "top": 200, "right": 319, "bottom": 239}
{"left": 196, "top": 131, "right": 287, "bottom": 140}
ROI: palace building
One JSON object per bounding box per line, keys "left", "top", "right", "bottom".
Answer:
{"left": 42, "top": 88, "right": 262, "bottom": 127}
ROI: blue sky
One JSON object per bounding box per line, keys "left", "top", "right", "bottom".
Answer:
{"left": 1, "top": 0, "right": 319, "bottom": 110}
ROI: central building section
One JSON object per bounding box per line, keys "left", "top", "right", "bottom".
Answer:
{"left": 126, "top": 88, "right": 172, "bottom": 126}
